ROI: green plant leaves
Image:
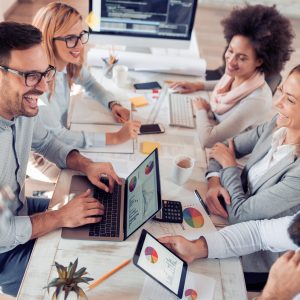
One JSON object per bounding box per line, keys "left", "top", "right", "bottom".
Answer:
{"left": 45, "top": 258, "right": 93, "bottom": 300}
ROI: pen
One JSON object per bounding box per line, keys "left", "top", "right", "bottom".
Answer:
{"left": 87, "top": 259, "right": 131, "bottom": 291}
{"left": 194, "top": 189, "right": 210, "bottom": 216}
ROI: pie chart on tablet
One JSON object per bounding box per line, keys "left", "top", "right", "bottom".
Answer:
{"left": 184, "top": 289, "right": 198, "bottom": 300}
{"left": 183, "top": 207, "right": 204, "bottom": 228}
{"left": 145, "top": 246, "right": 158, "bottom": 264}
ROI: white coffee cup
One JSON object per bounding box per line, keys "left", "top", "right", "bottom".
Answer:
{"left": 171, "top": 155, "right": 195, "bottom": 185}
{"left": 112, "top": 65, "right": 128, "bottom": 88}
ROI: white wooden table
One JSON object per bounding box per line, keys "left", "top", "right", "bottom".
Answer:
{"left": 18, "top": 69, "right": 247, "bottom": 300}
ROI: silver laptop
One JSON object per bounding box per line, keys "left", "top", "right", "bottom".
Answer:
{"left": 61, "top": 149, "right": 161, "bottom": 241}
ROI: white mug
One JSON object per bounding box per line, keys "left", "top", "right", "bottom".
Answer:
{"left": 112, "top": 65, "right": 128, "bottom": 87}
{"left": 171, "top": 155, "right": 195, "bottom": 185}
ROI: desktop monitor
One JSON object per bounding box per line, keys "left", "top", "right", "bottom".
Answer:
{"left": 88, "top": 0, "right": 198, "bottom": 50}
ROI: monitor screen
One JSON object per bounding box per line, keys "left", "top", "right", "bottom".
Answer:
{"left": 89, "top": 0, "right": 198, "bottom": 49}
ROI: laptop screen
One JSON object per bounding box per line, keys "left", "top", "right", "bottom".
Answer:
{"left": 125, "top": 149, "right": 161, "bottom": 238}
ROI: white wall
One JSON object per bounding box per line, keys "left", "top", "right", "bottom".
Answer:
{"left": 198, "top": 0, "right": 300, "bottom": 18}
{"left": 0, "top": 0, "right": 16, "bottom": 21}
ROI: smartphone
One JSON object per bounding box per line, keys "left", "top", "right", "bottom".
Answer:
{"left": 139, "top": 124, "right": 165, "bottom": 135}
{"left": 134, "top": 81, "right": 162, "bottom": 90}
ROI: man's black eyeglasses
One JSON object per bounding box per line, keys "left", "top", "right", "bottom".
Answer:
{"left": 0, "top": 65, "right": 56, "bottom": 87}
{"left": 53, "top": 30, "right": 89, "bottom": 48}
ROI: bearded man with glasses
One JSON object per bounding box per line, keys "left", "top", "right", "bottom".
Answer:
{"left": 0, "top": 22, "right": 121, "bottom": 297}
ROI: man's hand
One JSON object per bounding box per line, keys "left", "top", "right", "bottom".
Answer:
{"left": 193, "top": 97, "right": 211, "bottom": 112}
{"left": 158, "top": 236, "right": 208, "bottom": 263}
{"left": 205, "top": 177, "right": 230, "bottom": 218}
{"left": 259, "top": 251, "right": 300, "bottom": 300}
{"left": 66, "top": 151, "right": 122, "bottom": 193}
{"left": 106, "top": 120, "right": 141, "bottom": 145}
{"left": 84, "top": 162, "right": 122, "bottom": 193}
{"left": 209, "top": 139, "right": 237, "bottom": 168}
{"left": 58, "top": 189, "right": 104, "bottom": 227}
{"left": 168, "top": 80, "right": 204, "bottom": 94}
{"left": 30, "top": 189, "right": 105, "bottom": 238}
{"left": 111, "top": 104, "right": 130, "bottom": 122}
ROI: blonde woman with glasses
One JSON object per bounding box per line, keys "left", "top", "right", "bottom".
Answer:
{"left": 28, "top": 2, "right": 141, "bottom": 182}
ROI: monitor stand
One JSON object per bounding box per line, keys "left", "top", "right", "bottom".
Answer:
{"left": 125, "top": 31, "right": 199, "bottom": 57}
{"left": 125, "top": 46, "right": 152, "bottom": 54}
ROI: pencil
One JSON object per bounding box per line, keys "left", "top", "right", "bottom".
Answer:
{"left": 87, "top": 259, "right": 131, "bottom": 290}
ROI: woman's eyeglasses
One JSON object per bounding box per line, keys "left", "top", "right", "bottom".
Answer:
{"left": 53, "top": 30, "right": 89, "bottom": 48}
{"left": 0, "top": 65, "right": 56, "bottom": 87}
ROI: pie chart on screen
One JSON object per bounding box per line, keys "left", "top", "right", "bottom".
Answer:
{"left": 145, "top": 246, "right": 158, "bottom": 264}
{"left": 184, "top": 289, "right": 198, "bottom": 300}
{"left": 145, "top": 160, "right": 154, "bottom": 175}
{"left": 183, "top": 207, "right": 204, "bottom": 228}
{"left": 129, "top": 176, "right": 137, "bottom": 192}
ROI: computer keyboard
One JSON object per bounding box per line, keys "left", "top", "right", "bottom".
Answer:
{"left": 89, "top": 180, "right": 121, "bottom": 238}
{"left": 169, "top": 93, "right": 196, "bottom": 128}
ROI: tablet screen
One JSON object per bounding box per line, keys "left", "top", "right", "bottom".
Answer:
{"left": 134, "top": 230, "right": 187, "bottom": 297}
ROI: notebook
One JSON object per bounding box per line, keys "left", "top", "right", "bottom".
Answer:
{"left": 61, "top": 148, "right": 161, "bottom": 241}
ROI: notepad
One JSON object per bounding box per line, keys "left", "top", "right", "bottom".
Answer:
{"left": 129, "top": 96, "right": 149, "bottom": 107}
{"left": 141, "top": 141, "right": 160, "bottom": 154}
{"left": 85, "top": 11, "right": 100, "bottom": 29}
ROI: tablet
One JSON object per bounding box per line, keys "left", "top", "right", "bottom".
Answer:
{"left": 133, "top": 229, "right": 187, "bottom": 298}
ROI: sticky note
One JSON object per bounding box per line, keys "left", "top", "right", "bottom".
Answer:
{"left": 141, "top": 142, "right": 160, "bottom": 154}
{"left": 129, "top": 96, "right": 149, "bottom": 107}
{"left": 85, "top": 11, "right": 100, "bottom": 30}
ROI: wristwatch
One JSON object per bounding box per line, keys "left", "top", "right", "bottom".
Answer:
{"left": 108, "top": 101, "right": 121, "bottom": 110}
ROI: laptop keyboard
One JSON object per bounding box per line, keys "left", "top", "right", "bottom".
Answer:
{"left": 89, "top": 180, "right": 122, "bottom": 238}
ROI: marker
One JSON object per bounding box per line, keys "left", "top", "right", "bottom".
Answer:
{"left": 87, "top": 259, "right": 131, "bottom": 291}
{"left": 194, "top": 190, "right": 210, "bottom": 216}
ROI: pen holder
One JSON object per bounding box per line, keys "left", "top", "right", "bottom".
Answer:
{"left": 102, "top": 57, "right": 119, "bottom": 78}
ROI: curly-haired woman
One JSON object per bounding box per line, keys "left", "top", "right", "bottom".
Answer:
{"left": 170, "top": 5, "right": 294, "bottom": 148}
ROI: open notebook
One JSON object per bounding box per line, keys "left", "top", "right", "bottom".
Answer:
{"left": 70, "top": 123, "right": 134, "bottom": 154}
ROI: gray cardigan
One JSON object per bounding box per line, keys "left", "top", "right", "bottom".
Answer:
{"left": 207, "top": 115, "right": 300, "bottom": 272}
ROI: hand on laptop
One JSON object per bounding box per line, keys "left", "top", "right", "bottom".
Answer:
{"left": 85, "top": 161, "right": 122, "bottom": 193}
{"left": 59, "top": 189, "right": 104, "bottom": 227}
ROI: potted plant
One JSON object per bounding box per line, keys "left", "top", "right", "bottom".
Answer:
{"left": 45, "top": 258, "right": 93, "bottom": 300}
